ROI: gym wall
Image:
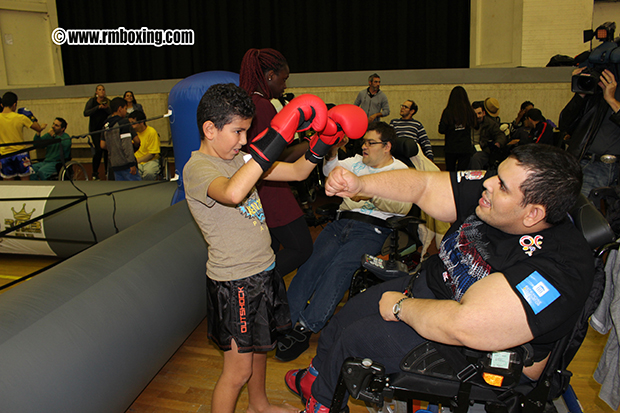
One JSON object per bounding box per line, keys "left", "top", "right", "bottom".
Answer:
{"left": 13, "top": 67, "right": 575, "bottom": 156}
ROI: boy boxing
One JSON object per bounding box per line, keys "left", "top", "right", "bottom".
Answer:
{"left": 183, "top": 83, "right": 366, "bottom": 412}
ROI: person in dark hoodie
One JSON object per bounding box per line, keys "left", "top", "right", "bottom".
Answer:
{"left": 521, "top": 108, "right": 555, "bottom": 146}
{"left": 100, "top": 97, "right": 140, "bottom": 181}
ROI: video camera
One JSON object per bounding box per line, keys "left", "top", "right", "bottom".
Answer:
{"left": 572, "top": 22, "right": 620, "bottom": 94}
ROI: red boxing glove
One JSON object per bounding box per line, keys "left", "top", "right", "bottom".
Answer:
{"left": 305, "top": 104, "right": 367, "bottom": 164}
{"left": 249, "top": 94, "right": 328, "bottom": 171}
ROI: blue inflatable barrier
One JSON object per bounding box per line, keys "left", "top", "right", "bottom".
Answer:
{"left": 168, "top": 70, "right": 239, "bottom": 203}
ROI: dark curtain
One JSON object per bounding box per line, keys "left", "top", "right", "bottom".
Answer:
{"left": 56, "top": 0, "right": 470, "bottom": 85}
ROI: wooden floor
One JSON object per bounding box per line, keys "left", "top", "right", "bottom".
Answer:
{"left": 0, "top": 254, "right": 60, "bottom": 291}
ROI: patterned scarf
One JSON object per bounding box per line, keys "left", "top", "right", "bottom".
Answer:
{"left": 439, "top": 214, "right": 493, "bottom": 302}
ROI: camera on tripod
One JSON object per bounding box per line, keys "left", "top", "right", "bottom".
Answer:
{"left": 572, "top": 22, "right": 620, "bottom": 94}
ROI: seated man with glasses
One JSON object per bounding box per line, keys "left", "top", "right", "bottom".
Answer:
{"left": 276, "top": 122, "right": 412, "bottom": 362}
{"left": 390, "top": 100, "right": 434, "bottom": 161}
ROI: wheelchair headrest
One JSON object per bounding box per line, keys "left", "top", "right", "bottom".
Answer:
{"left": 569, "top": 194, "right": 615, "bottom": 250}
{"left": 392, "top": 137, "right": 419, "bottom": 167}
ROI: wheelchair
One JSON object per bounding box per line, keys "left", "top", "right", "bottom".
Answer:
{"left": 31, "top": 133, "right": 87, "bottom": 181}
{"left": 329, "top": 194, "right": 617, "bottom": 413}
{"left": 156, "top": 146, "right": 172, "bottom": 181}
{"left": 308, "top": 201, "right": 424, "bottom": 301}
{"left": 348, "top": 137, "right": 427, "bottom": 297}
{"left": 349, "top": 211, "right": 424, "bottom": 298}
{"left": 31, "top": 158, "right": 88, "bottom": 181}
{"left": 305, "top": 137, "right": 428, "bottom": 298}
{"left": 56, "top": 160, "right": 88, "bottom": 181}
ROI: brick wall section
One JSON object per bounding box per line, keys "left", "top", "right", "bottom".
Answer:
{"left": 521, "top": 0, "right": 593, "bottom": 67}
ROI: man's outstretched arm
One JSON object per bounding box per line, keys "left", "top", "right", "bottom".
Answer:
{"left": 325, "top": 166, "right": 457, "bottom": 223}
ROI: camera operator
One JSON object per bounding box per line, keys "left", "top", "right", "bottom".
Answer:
{"left": 560, "top": 67, "right": 620, "bottom": 197}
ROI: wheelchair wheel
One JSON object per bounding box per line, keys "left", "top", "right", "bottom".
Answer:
{"left": 158, "top": 157, "right": 171, "bottom": 180}
{"left": 59, "top": 161, "right": 89, "bottom": 181}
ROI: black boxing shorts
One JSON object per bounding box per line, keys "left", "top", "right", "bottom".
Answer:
{"left": 206, "top": 266, "right": 291, "bottom": 353}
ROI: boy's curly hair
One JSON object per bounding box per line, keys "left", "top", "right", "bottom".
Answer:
{"left": 196, "top": 83, "right": 255, "bottom": 138}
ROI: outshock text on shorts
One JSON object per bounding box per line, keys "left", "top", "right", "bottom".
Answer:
{"left": 238, "top": 287, "right": 247, "bottom": 333}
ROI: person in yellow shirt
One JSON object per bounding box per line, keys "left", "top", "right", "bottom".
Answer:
{"left": 0, "top": 92, "right": 46, "bottom": 179}
{"left": 128, "top": 110, "right": 160, "bottom": 180}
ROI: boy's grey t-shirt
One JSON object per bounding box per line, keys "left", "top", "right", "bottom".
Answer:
{"left": 183, "top": 150, "right": 274, "bottom": 282}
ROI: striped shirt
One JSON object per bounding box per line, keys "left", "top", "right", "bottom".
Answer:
{"left": 389, "top": 118, "right": 434, "bottom": 161}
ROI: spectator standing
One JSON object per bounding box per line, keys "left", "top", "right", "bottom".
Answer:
{"left": 354, "top": 73, "right": 390, "bottom": 123}
{"left": 101, "top": 97, "right": 140, "bottom": 181}
{"left": 239, "top": 47, "right": 313, "bottom": 277}
{"left": 560, "top": 68, "right": 620, "bottom": 197}
{"left": 83, "top": 84, "right": 111, "bottom": 180}
{"left": 439, "top": 86, "right": 477, "bottom": 171}
{"left": 123, "top": 91, "right": 144, "bottom": 116}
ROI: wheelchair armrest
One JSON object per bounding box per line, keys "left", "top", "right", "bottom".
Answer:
{"left": 400, "top": 341, "right": 532, "bottom": 390}
{"left": 385, "top": 215, "right": 425, "bottom": 230}
{"left": 588, "top": 186, "right": 619, "bottom": 201}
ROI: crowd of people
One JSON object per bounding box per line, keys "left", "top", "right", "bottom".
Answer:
{"left": 0, "top": 86, "right": 161, "bottom": 182}
{"left": 81, "top": 86, "right": 161, "bottom": 181}
{"left": 352, "top": 72, "right": 574, "bottom": 175}
{"left": 3, "top": 67, "right": 613, "bottom": 186}
{"left": 1, "top": 51, "right": 619, "bottom": 413}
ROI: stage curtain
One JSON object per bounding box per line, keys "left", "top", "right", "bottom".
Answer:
{"left": 56, "top": 0, "right": 470, "bottom": 85}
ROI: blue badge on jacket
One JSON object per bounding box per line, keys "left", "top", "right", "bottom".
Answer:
{"left": 516, "top": 271, "right": 560, "bottom": 314}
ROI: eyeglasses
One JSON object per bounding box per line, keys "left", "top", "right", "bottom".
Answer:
{"left": 362, "top": 139, "right": 387, "bottom": 147}
{"left": 400, "top": 104, "right": 411, "bottom": 109}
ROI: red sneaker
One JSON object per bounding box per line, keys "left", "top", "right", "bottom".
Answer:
{"left": 284, "top": 363, "right": 317, "bottom": 404}
{"left": 303, "top": 395, "right": 330, "bottom": 413}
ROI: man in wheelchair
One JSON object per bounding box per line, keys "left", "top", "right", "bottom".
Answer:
{"left": 277, "top": 122, "right": 412, "bottom": 362}
{"left": 286, "top": 144, "right": 595, "bottom": 412}
{"left": 31, "top": 117, "right": 71, "bottom": 181}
